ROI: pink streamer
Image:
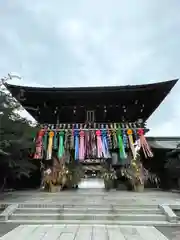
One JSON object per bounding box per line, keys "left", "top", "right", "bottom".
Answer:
{"left": 138, "top": 129, "right": 153, "bottom": 158}
{"left": 79, "top": 130, "right": 85, "bottom": 160}
{"left": 96, "top": 130, "right": 104, "bottom": 158}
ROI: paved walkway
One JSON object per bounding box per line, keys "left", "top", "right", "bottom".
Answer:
{"left": 0, "top": 225, "right": 171, "bottom": 240}
{"left": 0, "top": 187, "right": 180, "bottom": 239}
{"left": 79, "top": 179, "right": 104, "bottom": 189}
{"left": 1, "top": 189, "right": 180, "bottom": 207}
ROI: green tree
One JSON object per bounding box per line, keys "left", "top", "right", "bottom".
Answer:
{"left": 0, "top": 90, "right": 38, "bottom": 191}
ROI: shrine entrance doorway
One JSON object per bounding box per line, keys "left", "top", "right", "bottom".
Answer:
{"left": 79, "top": 162, "right": 105, "bottom": 189}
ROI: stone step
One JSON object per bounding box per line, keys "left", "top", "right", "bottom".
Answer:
{"left": 7, "top": 219, "right": 179, "bottom": 226}
{"left": 15, "top": 207, "right": 162, "bottom": 214}
{"left": 17, "top": 203, "right": 159, "bottom": 209}
{"left": 9, "top": 213, "right": 166, "bottom": 221}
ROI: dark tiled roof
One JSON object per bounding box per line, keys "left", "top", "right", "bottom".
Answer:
{"left": 5, "top": 79, "right": 178, "bottom": 123}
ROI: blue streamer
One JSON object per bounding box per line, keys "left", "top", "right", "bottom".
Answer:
{"left": 122, "top": 129, "right": 128, "bottom": 148}
{"left": 101, "top": 129, "right": 110, "bottom": 158}
{"left": 74, "top": 129, "right": 79, "bottom": 160}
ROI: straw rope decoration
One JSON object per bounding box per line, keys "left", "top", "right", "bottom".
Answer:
{"left": 70, "top": 128, "right": 74, "bottom": 150}
{"left": 46, "top": 131, "right": 54, "bottom": 160}
{"left": 64, "top": 129, "right": 72, "bottom": 150}
{"left": 138, "top": 128, "right": 153, "bottom": 158}
{"left": 111, "top": 123, "right": 117, "bottom": 149}
{"left": 91, "top": 130, "right": 97, "bottom": 158}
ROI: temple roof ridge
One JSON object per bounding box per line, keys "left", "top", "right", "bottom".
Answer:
{"left": 4, "top": 78, "right": 179, "bottom": 92}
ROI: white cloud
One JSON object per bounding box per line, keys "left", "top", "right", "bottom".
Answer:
{"left": 0, "top": 0, "right": 180, "bottom": 136}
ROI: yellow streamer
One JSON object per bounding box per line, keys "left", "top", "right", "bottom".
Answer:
{"left": 46, "top": 131, "right": 54, "bottom": 160}
{"left": 127, "top": 128, "right": 136, "bottom": 159}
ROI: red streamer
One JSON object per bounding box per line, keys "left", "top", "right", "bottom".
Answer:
{"left": 34, "top": 130, "right": 44, "bottom": 159}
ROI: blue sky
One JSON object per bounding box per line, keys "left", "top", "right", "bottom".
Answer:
{"left": 0, "top": 0, "right": 180, "bottom": 136}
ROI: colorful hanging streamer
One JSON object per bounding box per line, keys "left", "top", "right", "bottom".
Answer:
{"left": 43, "top": 131, "right": 48, "bottom": 152}
{"left": 138, "top": 128, "right": 153, "bottom": 158}
{"left": 34, "top": 130, "right": 44, "bottom": 159}
{"left": 101, "top": 129, "right": 110, "bottom": 158}
{"left": 96, "top": 130, "right": 104, "bottom": 158}
{"left": 117, "top": 128, "right": 127, "bottom": 160}
{"left": 46, "top": 131, "right": 54, "bottom": 160}
{"left": 79, "top": 130, "right": 85, "bottom": 160}
{"left": 34, "top": 123, "right": 153, "bottom": 161}
{"left": 127, "top": 129, "right": 136, "bottom": 159}
{"left": 122, "top": 128, "right": 128, "bottom": 148}
{"left": 53, "top": 130, "right": 58, "bottom": 150}
{"left": 57, "top": 131, "right": 65, "bottom": 159}
{"left": 106, "top": 124, "right": 112, "bottom": 149}
{"left": 74, "top": 129, "right": 79, "bottom": 160}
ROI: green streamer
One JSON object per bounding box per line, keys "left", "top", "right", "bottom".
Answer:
{"left": 58, "top": 131, "right": 64, "bottom": 159}
{"left": 31, "top": 131, "right": 37, "bottom": 141}
{"left": 53, "top": 131, "right": 58, "bottom": 149}
{"left": 117, "top": 129, "right": 126, "bottom": 160}
{"left": 43, "top": 132, "right": 48, "bottom": 151}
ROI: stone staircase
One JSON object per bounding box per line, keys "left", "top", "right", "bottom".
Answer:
{"left": 1, "top": 188, "right": 180, "bottom": 225}
{"left": 7, "top": 203, "right": 168, "bottom": 225}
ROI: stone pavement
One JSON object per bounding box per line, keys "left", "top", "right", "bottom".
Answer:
{"left": 0, "top": 224, "right": 172, "bottom": 240}
{"left": 157, "top": 226, "right": 180, "bottom": 240}
{"left": 1, "top": 187, "right": 180, "bottom": 239}
{"left": 1, "top": 188, "right": 180, "bottom": 206}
